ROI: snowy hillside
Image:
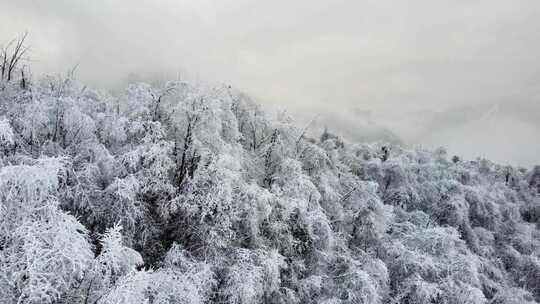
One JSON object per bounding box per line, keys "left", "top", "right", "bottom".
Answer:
{"left": 0, "top": 75, "right": 539, "bottom": 304}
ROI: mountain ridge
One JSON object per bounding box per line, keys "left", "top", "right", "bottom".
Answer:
{"left": 0, "top": 75, "right": 539, "bottom": 304}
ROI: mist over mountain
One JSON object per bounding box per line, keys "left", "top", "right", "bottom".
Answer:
{"left": 301, "top": 99, "right": 540, "bottom": 168}
{"left": 3, "top": 0, "right": 540, "bottom": 168}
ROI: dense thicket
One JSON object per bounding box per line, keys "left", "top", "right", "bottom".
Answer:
{"left": 0, "top": 72, "right": 539, "bottom": 304}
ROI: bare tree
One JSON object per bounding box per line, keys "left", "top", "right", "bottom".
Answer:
{"left": 1, "top": 32, "right": 29, "bottom": 82}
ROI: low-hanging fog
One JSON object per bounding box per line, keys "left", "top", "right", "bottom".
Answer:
{"left": 1, "top": 0, "right": 539, "bottom": 167}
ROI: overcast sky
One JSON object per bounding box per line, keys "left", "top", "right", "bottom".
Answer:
{"left": 1, "top": 0, "right": 539, "bottom": 166}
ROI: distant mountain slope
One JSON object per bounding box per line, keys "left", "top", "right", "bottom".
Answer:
{"left": 293, "top": 108, "right": 403, "bottom": 145}
{"left": 319, "top": 101, "right": 540, "bottom": 167}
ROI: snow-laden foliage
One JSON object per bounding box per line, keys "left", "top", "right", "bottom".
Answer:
{"left": 0, "top": 74, "right": 539, "bottom": 304}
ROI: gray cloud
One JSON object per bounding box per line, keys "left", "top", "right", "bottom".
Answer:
{"left": 1, "top": 0, "right": 539, "bottom": 166}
